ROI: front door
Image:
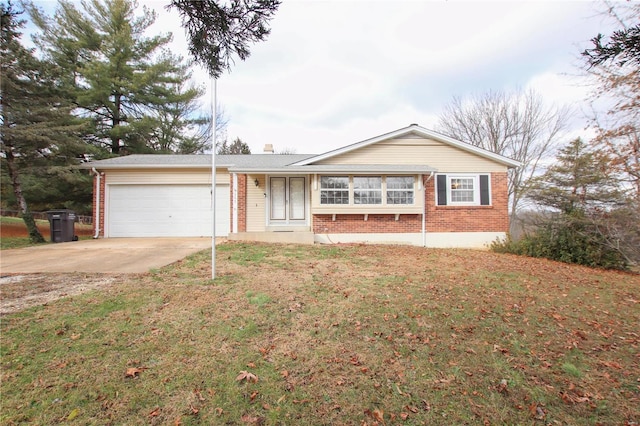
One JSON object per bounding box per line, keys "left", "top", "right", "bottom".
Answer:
{"left": 269, "top": 177, "right": 307, "bottom": 225}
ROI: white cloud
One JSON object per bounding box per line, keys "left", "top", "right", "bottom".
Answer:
{"left": 35, "top": 0, "right": 619, "bottom": 153}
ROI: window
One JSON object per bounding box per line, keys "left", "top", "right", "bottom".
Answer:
{"left": 320, "top": 176, "right": 349, "bottom": 204}
{"left": 386, "top": 176, "right": 414, "bottom": 204}
{"left": 450, "top": 177, "right": 475, "bottom": 203}
{"left": 319, "top": 175, "right": 420, "bottom": 206}
{"left": 354, "top": 177, "right": 382, "bottom": 204}
{"left": 437, "top": 174, "right": 490, "bottom": 206}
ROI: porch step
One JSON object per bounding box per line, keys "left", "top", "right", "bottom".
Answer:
{"left": 228, "top": 231, "right": 315, "bottom": 245}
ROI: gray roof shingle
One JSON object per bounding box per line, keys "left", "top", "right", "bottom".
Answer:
{"left": 81, "top": 154, "right": 315, "bottom": 169}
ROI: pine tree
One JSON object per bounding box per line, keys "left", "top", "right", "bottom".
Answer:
{"left": 26, "top": 0, "right": 204, "bottom": 155}
{"left": 498, "top": 138, "right": 630, "bottom": 269}
{"left": 168, "top": 0, "right": 280, "bottom": 78}
{"left": 581, "top": 3, "right": 640, "bottom": 200}
{"left": 529, "top": 138, "right": 622, "bottom": 214}
{"left": 144, "top": 76, "right": 212, "bottom": 154}
{"left": 217, "top": 137, "right": 251, "bottom": 155}
{"left": 1, "top": 1, "right": 86, "bottom": 242}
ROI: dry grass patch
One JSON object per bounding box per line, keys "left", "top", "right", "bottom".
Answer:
{"left": 1, "top": 242, "right": 639, "bottom": 425}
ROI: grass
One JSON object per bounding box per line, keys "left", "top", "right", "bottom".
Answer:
{"left": 0, "top": 217, "right": 48, "bottom": 249}
{"left": 0, "top": 216, "right": 93, "bottom": 249}
{"left": 1, "top": 242, "right": 639, "bottom": 425}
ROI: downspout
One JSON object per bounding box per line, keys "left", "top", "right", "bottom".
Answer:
{"left": 91, "top": 168, "right": 101, "bottom": 239}
{"left": 232, "top": 173, "right": 238, "bottom": 234}
{"left": 422, "top": 172, "right": 434, "bottom": 247}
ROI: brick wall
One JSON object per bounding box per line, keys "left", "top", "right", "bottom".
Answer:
{"left": 93, "top": 173, "right": 105, "bottom": 237}
{"left": 312, "top": 172, "right": 510, "bottom": 235}
{"left": 313, "top": 214, "right": 422, "bottom": 233}
{"left": 236, "top": 174, "right": 247, "bottom": 232}
{"left": 425, "top": 172, "right": 509, "bottom": 232}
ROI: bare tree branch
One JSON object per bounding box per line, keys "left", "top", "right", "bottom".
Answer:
{"left": 437, "top": 88, "right": 571, "bottom": 230}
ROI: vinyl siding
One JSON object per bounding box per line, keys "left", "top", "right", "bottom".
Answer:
{"left": 246, "top": 174, "right": 266, "bottom": 232}
{"left": 105, "top": 169, "right": 230, "bottom": 185}
{"left": 316, "top": 137, "right": 507, "bottom": 173}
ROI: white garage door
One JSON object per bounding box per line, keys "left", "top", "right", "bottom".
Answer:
{"left": 108, "top": 184, "right": 229, "bottom": 237}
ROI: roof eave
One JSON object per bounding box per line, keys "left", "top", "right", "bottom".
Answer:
{"left": 228, "top": 166, "right": 438, "bottom": 174}
{"left": 291, "top": 124, "right": 522, "bottom": 169}
{"left": 79, "top": 163, "right": 234, "bottom": 170}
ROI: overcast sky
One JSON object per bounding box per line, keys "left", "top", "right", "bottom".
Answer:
{"left": 33, "top": 0, "right": 617, "bottom": 154}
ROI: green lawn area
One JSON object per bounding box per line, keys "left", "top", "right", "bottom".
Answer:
{"left": 1, "top": 242, "right": 638, "bottom": 425}
{"left": 0, "top": 216, "right": 93, "bottom": 249}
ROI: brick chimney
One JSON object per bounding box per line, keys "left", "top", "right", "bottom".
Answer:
{"left": 263, "top": 144, "right": 274, "bottom": 154}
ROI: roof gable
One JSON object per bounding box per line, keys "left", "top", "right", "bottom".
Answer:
{"left": 290, "top": 124, "right": 521, "bottom": 168}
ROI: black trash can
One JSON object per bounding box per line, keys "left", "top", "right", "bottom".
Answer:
{"left": 46, "top": 209, "right": 78, "bottom": 243}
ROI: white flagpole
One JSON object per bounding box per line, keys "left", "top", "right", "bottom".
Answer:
{"left": 211, "top": 77, "right": 217, "bottom": 280}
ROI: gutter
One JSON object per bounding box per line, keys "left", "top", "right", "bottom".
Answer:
{"left": 422, "top": 172, "right": 435, "bottom": 247}
{"left": 91, "top": 168, "right": 101, "bottom": 239}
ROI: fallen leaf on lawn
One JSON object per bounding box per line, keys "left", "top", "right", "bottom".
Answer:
{"left": 236, "top": 370, "right": 258, "bottom": 383}
{"left": 67, "top": 408, "right": 79, "bottom": 421}
{"left": 241, "top": 414, "right": 260, "bottom": 423}
{"left": 250, "top": 391, "right": 259, "bottom": 401}
{"left": 215, "top": 407, "right": 223, "bottom": 415}
{"left": 125, "top": 367, "right": 146, "bottom": 378}
{"left": 247, "top": 362, "right": 256, "bottom": 368}
{"left": 560, "top": 391, "right": 591, "bottom": 404}
{"left": 149, "top": 407, "right": 161, "bottom": 417}
{"left": 371, "top": 408, "right": 385, "bottom": 423}
{"left": 194, "top": 389, "right": 206, "bottom": 401}
{"left": 599, "top": 360, "right": 622, "bottom": 369}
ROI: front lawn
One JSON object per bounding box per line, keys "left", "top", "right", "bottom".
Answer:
{"left": 1, "top": 242, "right": 638, "bottom": 425}
{"left": 0, "top": 216, "right": 94, "bottom": 249}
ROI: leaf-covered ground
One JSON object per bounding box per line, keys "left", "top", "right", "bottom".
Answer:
{"left": 1, "top": 242, "right": 638, "bottom": 425}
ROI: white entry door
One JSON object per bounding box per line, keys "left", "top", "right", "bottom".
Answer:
{"left": 269, "top": 177, "right": 306, "bottom": 225}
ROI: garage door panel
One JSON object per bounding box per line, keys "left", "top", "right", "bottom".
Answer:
{"left": 108, "top": 184, "right": 229, "bottom": 237}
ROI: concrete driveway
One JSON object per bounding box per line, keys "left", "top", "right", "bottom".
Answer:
{"left": 0, "top": 238, "right": 213, "bottom": 274}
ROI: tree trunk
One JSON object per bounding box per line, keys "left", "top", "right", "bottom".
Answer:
{"left": 111, "top": 94, "right": 121, "bottom": 154}
{"left": 4, "top": 146, "right": 46, "bottom": 243}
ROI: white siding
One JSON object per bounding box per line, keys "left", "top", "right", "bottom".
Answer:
{"left": 105, "top": 169, "right": 230, "bottom": 185}
{"left": 246, "top": 175, "right": 266, "bottom": 232}
{"left": 316, "top": 137, "right": 507, "bottom": 173}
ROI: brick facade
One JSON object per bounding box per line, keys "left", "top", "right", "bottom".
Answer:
{"left": 92, "top": 170, "right": 508, "bottom": 239}
{"left": 312, "top": 173, "right": 510, "bottom": 235}
{"left": 236, "top": 174, "right": 247, "bottom": 232}
{"left": 313, "top": 214, "right": 421, "bottom": 233}
{"left": 92, "top": 172, "right": 105, "bottom": 237}
{"left": 425, "top": 172, "right": 509, "bottom": 232}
